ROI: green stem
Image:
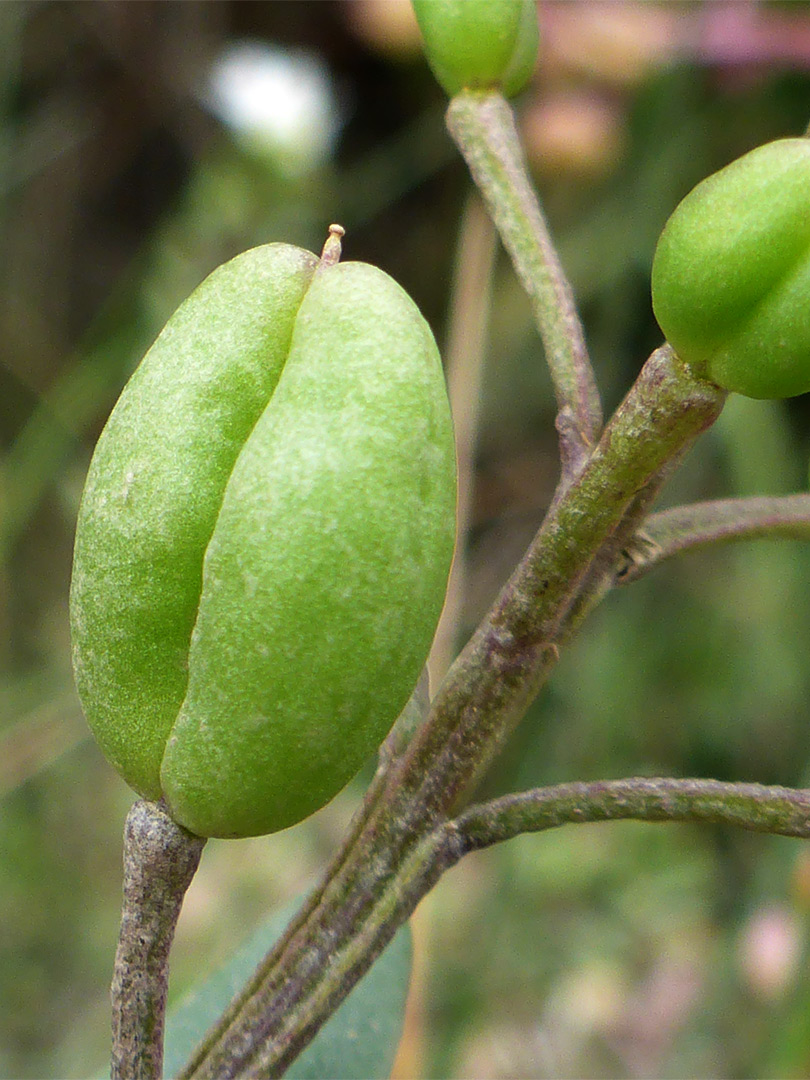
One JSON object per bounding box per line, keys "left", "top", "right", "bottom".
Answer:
{"left": 446, "top": 90, "right": 602, "bottom": 463}
{"left": 616, "top": 494, "right": 810, "bottom": 584}
{"left": 112, "top": 801, "right": 205, "bottom": 1080}
{"left": 390, "top": 346, "right": 725, "bottom": 823}
{"left": 180, "top": 347, "right": 725, "bottom": 1079}
{"left": 457, "top": 777, "right": 810, "bottom": 848}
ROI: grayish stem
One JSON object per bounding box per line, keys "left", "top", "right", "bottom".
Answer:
{"left": 446, "top": 90, "right": 602, "bottom": 469}
{"left": 457, "top": 777, "right": 810, "bottom": 850}
{"left": 616, "top": 493, "right": 810, "bottom": 584}
{"left": 111, "top": 800, "right": 205, "bottom": 1080}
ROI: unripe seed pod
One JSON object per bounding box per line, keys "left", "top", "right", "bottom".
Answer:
{"left": 651, "top": 138, "right": 810, "bottom": 400}
{"left": 70, "top": 233, "right": 457, "bottom": 838}
{"left": 412, "top": 0, "right": 539, "bottom": 98}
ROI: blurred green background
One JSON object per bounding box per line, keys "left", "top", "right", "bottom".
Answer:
{"left": 4, "top": 1, "right": 810, "bottom": 1076}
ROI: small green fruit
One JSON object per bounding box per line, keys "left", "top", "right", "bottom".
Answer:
{"left": 412, "top": 0, "right": 538, "bottom": 98}
{"left": 70, "top": 233, "right": 457, "bottom": 838}
{"left": 651, "top": 138, "right": 810, "bottom": 399}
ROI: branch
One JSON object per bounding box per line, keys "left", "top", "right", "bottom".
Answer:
{"left": 456, "top": 777, "right": 810, "bottom": 851}
{"left": 186, "top": 772, "right": 810, "bottom": 1077}
{"left": 446, "top": 90, "right": 602, "bottom": 472}
{"left": 616, "top": 494, "right": 810, "bottom": 584}
{"left": 180, "top": 347, "right": 726, "bottom": 1080}
{"left": 112, "top": 801, "right": 205, "bottom": 1080}
{"left": 393, "top": 346, "right": 725, "bottom": 825}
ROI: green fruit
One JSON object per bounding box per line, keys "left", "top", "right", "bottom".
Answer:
{"left": 412, "top": 0, "right": 538, "bottom": 98}
{"left": 651, "top": 138, "right": 810, "bottom": 400}
{"left": 70, "top": 235, "right": 457, "bottom": 838}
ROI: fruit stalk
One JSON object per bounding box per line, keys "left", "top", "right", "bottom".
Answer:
{"left": 446, "top": 90, "right": 602, "bottom": 466}
{"left": 112, "top": 801, "right": 205, "bottom": 1080}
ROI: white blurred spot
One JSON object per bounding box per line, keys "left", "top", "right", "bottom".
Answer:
{"left": 206, "top": 41, "right": 341, "bottom": 176}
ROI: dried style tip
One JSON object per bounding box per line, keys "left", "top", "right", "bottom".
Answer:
{"left": 320, "top": 224, "right": 345, "bottom": 268}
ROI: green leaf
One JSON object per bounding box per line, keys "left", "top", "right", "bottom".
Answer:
{"left": 162, "top": 897, "right": 413, "bottom": 1080}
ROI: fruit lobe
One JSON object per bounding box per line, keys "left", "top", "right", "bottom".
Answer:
{"left": 651, "top": 138, "right": 810, "bottom": 400}
{"left": 70, "top": 241, "right": 457, "bottom": 838}
{"left": 412, "top": 0, "right": 539, "bottom": 98}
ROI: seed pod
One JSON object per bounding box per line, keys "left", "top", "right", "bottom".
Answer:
{"left": 70, "top": 232, "right": 457, "bottom": 838}
{"left": 651, "top": 138, "right": 810, "bottom": 400}
{"left": 412, "top": 0, "right": 539, "bottom": 98}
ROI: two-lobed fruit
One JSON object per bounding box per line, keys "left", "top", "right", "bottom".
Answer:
{"left": 412, "top": 0, "right": 539, "bottom": 98}
{"left": 70, "top": 234, "right": 457, "bottom": 839}
{"left": 652, "top": 137, "right": 810, "bottom": 400}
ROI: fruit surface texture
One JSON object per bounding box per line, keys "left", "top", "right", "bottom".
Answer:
{"left": 70, "top": 240, "right": 457, "bottom": 838}
{"left": 652, "top": 138, "right": 810, "bottom": 400}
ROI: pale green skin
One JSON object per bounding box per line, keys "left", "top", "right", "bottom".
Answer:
{"left": 70, "top": 244, "right": 457, "bottom": 838}
{"left": 412, "top": 0, "right": 538, "bottom": 98}
{"left": 652, "top": 138, "right": 810, "bottom": 400}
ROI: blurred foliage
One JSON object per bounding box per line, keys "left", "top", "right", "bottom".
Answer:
{"left": 3, "top": 1, "right": 810, "bottom": 1077}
